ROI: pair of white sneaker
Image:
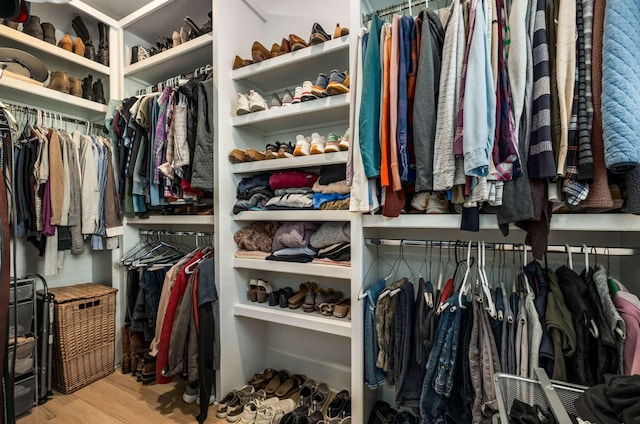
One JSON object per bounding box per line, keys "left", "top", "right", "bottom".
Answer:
{"left": 236, "top": 90, "right": 268, "bottom": 116}
{"left": 293, "top": 132, "right": 327, "bottom": 156}
{"left": 240, "top": 397, "right": 295, "bottom": 424}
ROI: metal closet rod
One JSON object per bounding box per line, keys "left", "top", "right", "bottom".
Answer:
{"left": 2, "top": 102, "right": 105, "bottom": 128}
{"left": 362, "top": 0, "right": 450, "bottom": 23}
{"left": 138, "top": 229, "right": 213, "bottom": 237}
{"left": 364, "top": 238, "right": 638, "bottom": 256}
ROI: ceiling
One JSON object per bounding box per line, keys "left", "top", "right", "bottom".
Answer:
{"left": 80, "top": 0, "right": 152, "bottom": 20}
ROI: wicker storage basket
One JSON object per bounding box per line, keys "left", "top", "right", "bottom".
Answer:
{"left": 47, "top": 283, "right": 117, "bottom": 393}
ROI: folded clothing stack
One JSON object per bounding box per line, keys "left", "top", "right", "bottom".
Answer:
{"left": 312, "top": 164, "right": 350, "bottom": 210}
{"left": 266, "top": 171, "right": 318, "bottom": 210}
{"left": 234, "top": 222, "right": 351, "bottom": 265}
{"left": 233, "top": 173, "right": 274, "bottom": 214}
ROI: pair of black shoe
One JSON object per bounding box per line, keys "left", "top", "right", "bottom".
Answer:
{"left": 368, "top": 401, "right": 418, "bottom": 424}
{"left": 81, "top": 75, "right": 105, "bottom": 104}
{"left": 281, "top": 406, "right": 323, "bottom": 424}
{"left": 268, "top": 287, "right": 294, "bottom": 308}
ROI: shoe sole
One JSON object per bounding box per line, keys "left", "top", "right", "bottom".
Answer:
{"left": 326, "top": 84, "right": 349, "bottom": 95}
{"left": 311, "top": 87, "right": 328, "bottom": 97}
{"left": 249, "top": 105, "right": 266, "bottom": 112}
{"left": 236, "top": 108, "right": 250, "bottom": 115}
{"left": 302, "top": 303, "right": 316, "bottom": 312}
{"left": 301, "top": 94, "right": 317, "bottom": 102}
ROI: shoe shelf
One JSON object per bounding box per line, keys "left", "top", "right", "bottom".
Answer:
{"left": 234, "top": 302, "right": 352, "bottom": 338}
{"left": 0, "top": 25, "right": 111, "bottom": 76}
{"left": 362, "top": 213, "right": 640, "bottom": 231}
{"left": 232, "top": 151, "right": 348, "bottom": 174}
{"left": 233, "top": 258, "right": 351, "bottom": 280}
{"left": 234, "top": 210, "right": 351, "bottom": 222}
{"left": 232, "top": 94, "right": 350, "bottom": 135}
{"left": 124, "top": 33, "right": 213, "bottom": 83}
{"left": 0, "top": 75, "right": 107, "bottom": 120}
{"left": 232, "top": 35, "right": 350, "bottom": 91}
{"left": 125, "top": 215, "right": 214, "bottom": 226}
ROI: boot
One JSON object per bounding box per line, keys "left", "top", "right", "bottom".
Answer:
{"left": 97, "top": 22, "right": 109, "bottom": 66}
{"left": 68, "top": 77, "right": 82, "bottom": 97}
{"left": 93, "top": 78, "right": 105, "bottom": 104}
{"left": 82, "top": 75, "right": 93, "bottom": 101}
{"left": 129, "top": 331, "right": 144, "bottom": 376}
{"left": 72, "top": 37, "right": 85, "bottom": 57}
{"left": 121, "top": 325, "right": 131, "bottom": 374}
{"left": 41, "top": 22, "right": 56, "bottom": 44}
{"left": 47, "top": 71, "right": 69, "bottom": 93}
{"left": 57, "top": 34, "right": 72, "bottom": 51}
{"left": 22, "top": 15, "right": 43, "bottom": 40}
{"left": 71, "top": 16, "right": 95, "bottom": 61}
{"left": 84, "top": 44, "right": 96, "bottom": 61}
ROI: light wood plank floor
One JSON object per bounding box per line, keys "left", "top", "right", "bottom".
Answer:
{"left": 17, "top": 371, "right": 226, "bottom": 424}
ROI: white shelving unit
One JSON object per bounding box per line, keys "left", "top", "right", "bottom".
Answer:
{"left": 232, "top": 151, "right": 348, "bottom": 174}
{"left": 233, "top": 258, "right": 352, "bottom": 279}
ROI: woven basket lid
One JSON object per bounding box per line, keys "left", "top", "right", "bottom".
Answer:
{"left": 46, "top": 283, "right": 117, "bottom": 304}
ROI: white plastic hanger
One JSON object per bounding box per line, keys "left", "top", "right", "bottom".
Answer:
{"left": 479, "top": 241, "right": 497, "bottom": 319}
{"left": 565, "top": 244, "right": 573, "bottom": 270}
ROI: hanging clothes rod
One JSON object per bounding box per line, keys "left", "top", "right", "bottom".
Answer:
{"left": 2, "top": 102, "right": 106, "bottom": 129}
{"left": 362, "top": 0, "right": 449, "bottom": 23}
{"left": 364, "top": 238, "right": 638, "bottom": 256}
{"left": 135, "top": 64, "right": 213, "bottom": 96}
{"left": 138, "top": 229, "right": 213, "bottom": 237}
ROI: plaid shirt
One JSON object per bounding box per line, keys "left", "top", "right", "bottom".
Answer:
{"left": 562, "top": 73, "right": 589, "bottom": 205}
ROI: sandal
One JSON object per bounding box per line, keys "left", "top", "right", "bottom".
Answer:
{"left": 311, "top": 382, "right": 330, "bottom": 412}
{"left": 248, "top": 368, "right": 276, "bottom": 389}
{"left": 288, "top": 282, "right": 318, "bottom": 309}
{"left": 319, "top": 303, "right": 336, "bottom": 316}
{"left": 264, "top": 369, "right": 290, "bottom": 396}
{"left": 255, "top": 279, "right": 273, "bottom": 303}
{"left": 247, "top": 278, "right": 259, "bottom": 302}
{"left": 333, "top": 298, "right": 351, "bottom": 319}
{"left": 274, "top": 373, "right": 306, "bottom": 398}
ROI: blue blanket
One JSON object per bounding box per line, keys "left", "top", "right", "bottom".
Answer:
{"left": 602, "top": 0, "right": 640, "bottom": 173}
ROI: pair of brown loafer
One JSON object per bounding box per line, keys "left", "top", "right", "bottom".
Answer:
{"left": 232, "top": 33, "right": 308, "bottom": 70}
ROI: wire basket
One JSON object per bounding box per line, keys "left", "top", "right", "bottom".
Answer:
{"left": 494, "top": 370, "right": 587, "bottom": 423}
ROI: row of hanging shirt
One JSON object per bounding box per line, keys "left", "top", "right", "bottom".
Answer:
{"left": 113, "top": 70, "right": 214, "bottom": 217}
{"left": 362, "top": 241, "right": 640, "bottom": 423}
{"left": 0, "top": 104, "right": 122, "bottom": 276}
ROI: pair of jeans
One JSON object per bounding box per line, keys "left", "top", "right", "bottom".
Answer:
{"left": 420, "top": 293, "right": 462, "bottom": 423}
{"left": 364, "top": 279, "right": 387, "bottom": 388}
{"left": 141, "top": 268, "right": 167, "bottom": 341}
{"left": 395, "top": 282, "right": 422, "bottom": 408}
{"left": 445, "top": 301, "right": 474, "bottom": 424}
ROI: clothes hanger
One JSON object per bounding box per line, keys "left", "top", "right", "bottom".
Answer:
{"left": 184, "top": 247, "right": 213, "bottom": 274}
{"left": 358, "top": 243, "right": 395, "bottom": 300}
{"left": 387, "top": 242, "right": 416, "bottom": 298}
{"left": 565, "top": 243, "right": 573, "bottom": 270}
{"left": 578, "top": 243, "right": 600, "bottom": 339}
{"left": 479, "top": 241, "right": 497, "bottom": 319}
{"left": 456, "top": 240, "right": 474, "bottom": 309}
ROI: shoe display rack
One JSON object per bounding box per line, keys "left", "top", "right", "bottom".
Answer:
{"left": 0, "top": 1, "right": 114, "bottom": 119}
{"left": 216, "top": 0, "right": 361, "bottom": 420}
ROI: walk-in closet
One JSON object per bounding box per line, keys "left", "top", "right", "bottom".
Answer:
{"left": 2, "top": 0, "right": 640, "bottom": 423}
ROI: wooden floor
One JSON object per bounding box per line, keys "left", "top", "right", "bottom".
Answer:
{"left": 17, "top": 371, "right": 227, "bottom": 424}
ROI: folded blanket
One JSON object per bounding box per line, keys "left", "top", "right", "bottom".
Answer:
{"left": 234, "top": 250, "right": 270, "bottom": 260}
{"left": 234, "top": 222, "right": 281, "bottom": 252}
{"left": 312, "top": 179, "right": 351, "bottom": 195}
{"left": 310, "top": 222, "right": 351, "bottom": 249}
{"left": 269, "top": 171, "right": 318, "bottom": 190}
{"left": 313, "top": 192, "right": 350, "bottom": 209}
{"left": 272, "top": 246, "right": 318, "bottom": 256}
{"left": 266, "top": 193, "right": 313, "bottom": 209}
{"left": 272, "top": 222, "right": 320, "bottom": 251}
{"left": 602, "top": 0, "right": 640, "bottom": 172}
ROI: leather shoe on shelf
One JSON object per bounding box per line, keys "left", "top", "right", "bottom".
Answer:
{"left": 57, "top": 34, "right": 73, "bottom": 51}
{"left": 309, "top": 22, "right": 331, "bottom": 45}
{"left": 233, "top": 55, "right": 253, "bottom": 70}
{"left": 92, "top": 78, "right": 105, "bottom": 104}
{"left": 97, "top": 22, "right": 109, "bottom": 66}
{"left": 280, "top": 37, "right": 290, "bottom": 54}
{"left": 270, "top": 42, "right": 280, "bottom": 57}
{"left": 2, "top": 19, "right": 20, "bottom": 30}
{"left": 288, "top": 33, "right": 308, "bottom": 51}
{"left": 82, "top": 75, "right": 93, "bottom": 101}
{"left": 41, "top": 22, "right": 56, "bottom": 44}
{"left": 72, "top": 37, "right": 85, "bottom": 56}
{"left": 251, "top": 41, "right": 271, "bottom": 63}
{"left": 22, "top": 15, "right": 43, "bottom": 40}
{"left": 47, "top": 71, "right": 69, "bottom": 93}
{"left": 68, "top": 76, "right": 82, "bottom": 97}
{"left": 333, "top": 23, "right": 350, "bottom": 38}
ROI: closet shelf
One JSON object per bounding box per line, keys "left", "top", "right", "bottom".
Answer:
{"left": 232, "top": 151, "right": 348, "bottom": 174}
{"left": 233, "top": 258, "right": 351, "bottom": 279}
{"left": 232, "top": 35, "right": 350, "bottom": 91}
{"left": 0, "top": 75, "right": 107, "bottom": 120}
{"left": 232, "top": 94, "right": 350, "bottom": 136}
{"left": 126, "top": 215, "right": 214, "bottom": 225}
{"left": 362, "top": 213, "right": 640, "bottom": 231}
{"left": 124, "top": 34, "right": 213, "bottom": 83}
{"left": 119, "top": 0, "right": 209, "bottom": 41}
{"left": 0, "top": 26, "right": 110, "bottom": 75}
{"left": 234, "top": 210, "right": 351, "bottom": 221}
{"left": 234, "top": 303, "right": 351, "bottom": 338}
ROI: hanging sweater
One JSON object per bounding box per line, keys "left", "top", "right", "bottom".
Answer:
{"left": 555, "top": 0, "right": 576, "bottom": 176}
{"left": 48, "top": 130, "right": 64, "bottom": 226}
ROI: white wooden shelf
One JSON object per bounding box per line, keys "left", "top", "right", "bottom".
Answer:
{"left": 0, "top": 25, "right": 110, "bottom": 75}
{"left": 232, "top": 94, "right": 349, "bottom": 135}
{"left": 234, "top": 302, "right": 351, "bottom": 338}
{"left": 234, "top": 210, "right": 351, "bottom": 221}
{"left": 232, "top": 36, "right": 350, "bottom": 91}
{"left": 362, "top": 213, "right": 640, "bottom": 231}
{"left": 232, "top": 151, "right": 348, "bottom": 174}
{"left": 234, "top": 258, "right": 351, "bottom": 279}
{"left": 124, "top": 34, "right": 213, "bottom": 83}
{"left": 126, "top": 215, "right": 214, "bottom": 225}
{"left": 0, "top": 75, "right": 107, "bottom": 120}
